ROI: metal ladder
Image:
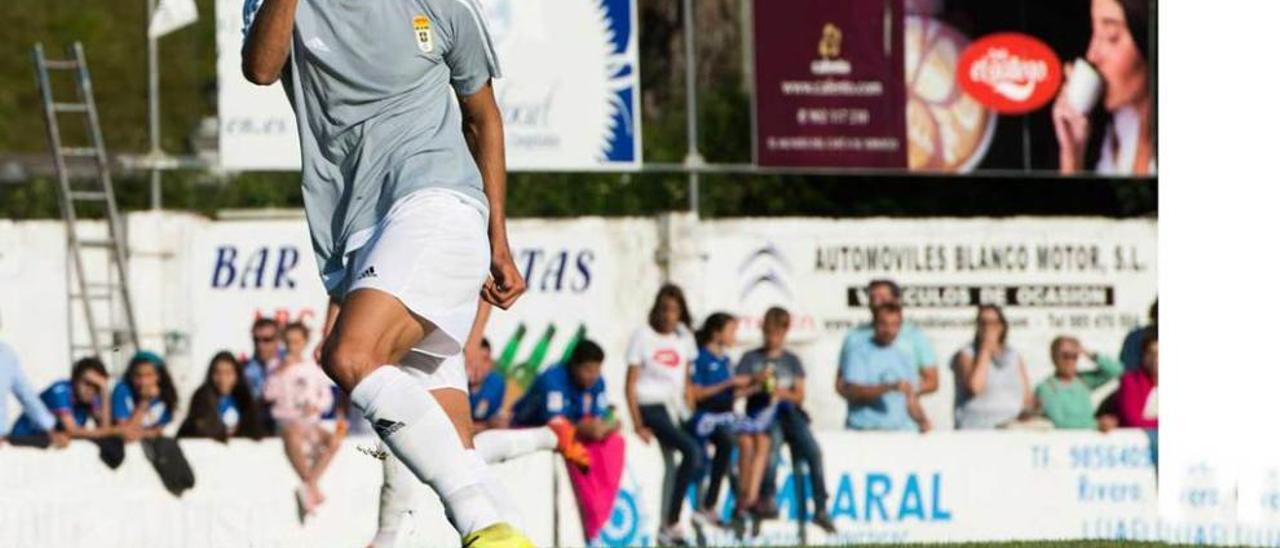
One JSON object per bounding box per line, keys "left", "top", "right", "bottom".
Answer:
{"left": 32, "top": 42, "right": 139, "bottom": 368}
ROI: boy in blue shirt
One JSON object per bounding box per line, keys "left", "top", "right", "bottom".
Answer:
{"left": 468, "top": 339, "right": 509, "bottom": 430}
{"left": 511, "top": 340, "right": 618, "bottom": 444}
{"left": 10, "top": 357, "right": 112, "bottom": 442}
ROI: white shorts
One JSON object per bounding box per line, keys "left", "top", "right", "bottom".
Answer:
{"left": 400, "top": 352, "right": 468, "bottom": 394}
{"left": 345, "top": 188, "right": 490, "bottom": 362}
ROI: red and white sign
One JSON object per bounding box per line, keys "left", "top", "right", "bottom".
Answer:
{"left": 957, "top": 33, "right": 1062, "bottom": 114}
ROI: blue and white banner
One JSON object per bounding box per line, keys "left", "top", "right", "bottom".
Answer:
{"left": 483, "top": 0, "right": 642, "bottom": 170}
{"left": 215, "top": 0, "right": 641, "bottom": 171}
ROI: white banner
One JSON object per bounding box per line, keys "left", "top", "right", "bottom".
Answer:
{"left": 5, "top": 433, "right": 1274, "bottom": 546}
{"left": 591, "top": 430, "right": 1279, "bottom": 546}
{"left": 185, "top": 217, "right": 328, "bottom": 373}
{"left": 0, "top": 437, "right": 556, "bottom": 548}
{"left": 178, "top": 215, "right": 660, "bottom": 411}
{"left": 215, "top": 0, "right": 641, "bottom": 171}
{"left": 214, "top": 0, "right": 301, "bottom": 170}
{"left": 682, "top": 218, "right": 1159, "bottom": 430}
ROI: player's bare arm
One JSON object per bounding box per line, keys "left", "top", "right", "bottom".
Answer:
{"left": 459, "top": 84, "right": 526, "bottom": 310}
{"left": 242, "top": 0, "right": 298, "bottom": 85}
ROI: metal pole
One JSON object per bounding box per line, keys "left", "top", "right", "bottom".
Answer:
{"left": 681, "top": 0, "right": 702, "bottom": 216}
{"left": 147, "top": 0, "right": 162, "bottom": 210}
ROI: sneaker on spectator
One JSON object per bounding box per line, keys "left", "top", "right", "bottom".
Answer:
{"left": 547, "top": 416, "right": 591, "bottom": 471}
{"left": 730, "top": 508, "right": 749, "bottom": 540}
{"left": 752, "top": 498, "right": 779, "bottom": 520}
{"left": 812, "top": 509, "right": 837, "bottom": 534}
{"left": 689, "top": 507, "right": 724, "bottom": 529}
{"left": 656, "top": 524, "right": 689, "bottom": 546}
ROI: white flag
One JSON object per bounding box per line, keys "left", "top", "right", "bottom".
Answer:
{"left": 149, "top": 0, "right": 199, "bottom": 38}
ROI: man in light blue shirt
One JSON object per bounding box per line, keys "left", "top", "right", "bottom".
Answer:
{"left": 839, "top": 279, "right": 939, "bottom": 395}
{"left": 0, "top": 340, "right": 62, "bottom": 445}
{"left": 838, "top": 304, "right": 926, "bottom": 431}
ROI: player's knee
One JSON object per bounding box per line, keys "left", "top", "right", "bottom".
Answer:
{"left": 320, "top": 340, "right": 377, "bottom": 391}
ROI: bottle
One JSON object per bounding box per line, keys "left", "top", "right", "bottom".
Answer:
{"left": 763, "top": 363, "right": 777, "bottom": 395}
{"left": 557, "top": 324, "right": 587, "bottom": 366}
{"left": 512, "top": 324, "right": 556, "bottom": 389}
{"left": 495, "top": 323, "right": 527, "bottom": 375}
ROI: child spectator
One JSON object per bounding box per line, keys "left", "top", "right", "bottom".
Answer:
{"left": 838, "top": 304, "right": 931, "bottom": 432}
{"left": 111, "top": 351, "right": 178, "bottom": 440}
{"left": 179, "top": 351, "right": 266, "bottom": 441}
{"left": 468, "top": 338, "right": 511, "bottom": 432}
{"left": 951, "top": 305, "right": 1033, "bottom": 429}
{"left": 1035, "top": 336, "right": 1123, "bottom": 429}
{"left": 687, "top": 312, "right": 748, "bottom": 527}
{"left": 263, "top": 322, "right": 344, "bottom": 519}
{"left": 9, "top": 357, "right": 111, "bottom": 443}
{"left": 743, "top": 307, "right": 835, "bottom": 533}
{"left": 624, "top": 284, "right": 700, "bottom": 546}
{"left": 1117, "top": 335, "right": 1158, "bottom": 428}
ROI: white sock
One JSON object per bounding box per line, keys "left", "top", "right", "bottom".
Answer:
{"left": 371, "top": 452, "right": 423, "bottom": 548}
{"left": 351, "top": 366, "right": 500, "bottom": 536}
{"left": 468, "top": 449, "right": 525, "bottom": 530}
{"left": 473, "top": 427, "right": 558, "bottom": 464}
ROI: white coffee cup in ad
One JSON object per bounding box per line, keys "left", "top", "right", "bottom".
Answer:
{"left": 1063, "top": 58, "right": 1103, "bottom": 114}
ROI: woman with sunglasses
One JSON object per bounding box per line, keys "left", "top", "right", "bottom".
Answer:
{"left": 1035, "top": 336, "right": 1123, "bottom": 430}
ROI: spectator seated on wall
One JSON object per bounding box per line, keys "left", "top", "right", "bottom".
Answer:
{"left": 511, "top": 339, "right": 623, "bottom": 543}
{"left": 263, "top": 322, "right": 344, "bottom": 520}
{"left": 746, "top": 307, "right": 836, "bottom": 534}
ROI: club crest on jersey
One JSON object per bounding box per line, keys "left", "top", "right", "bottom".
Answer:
{"left": 412, "top": 15, "right": 434, "bottom": 54}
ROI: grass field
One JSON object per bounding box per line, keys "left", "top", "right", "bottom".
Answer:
{"left": 839, "top": 543, "right": 1167, "bottom": 547}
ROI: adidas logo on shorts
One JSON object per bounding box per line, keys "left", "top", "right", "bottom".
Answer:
{"left": 358, "top": 266, "right": 378, "bottom": 280}
{"left": 374, "top": 418, "right": 405, "bottom": 437}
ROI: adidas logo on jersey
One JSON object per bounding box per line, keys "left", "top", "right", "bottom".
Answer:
{"left": 373, "top": 418, "right": 405, "bottom": 437}
{"left": 358, "top": 266, "right": 378, "bottom": 280}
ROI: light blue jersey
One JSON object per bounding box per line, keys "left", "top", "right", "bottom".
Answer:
{"left": 245, "top": 0, "right": 501, "bottom": 293}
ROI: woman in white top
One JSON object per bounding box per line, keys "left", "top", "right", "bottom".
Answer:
{"left": 951, "top": 305, "right": 1033, "bottom": 430}
{"left": 625, "top": 284, "right": 700, "bottom": 546}
{"left": 1054, "top": 0, "right": 1155, "bottom": 176}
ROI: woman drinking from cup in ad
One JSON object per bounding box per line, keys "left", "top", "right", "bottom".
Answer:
{"left": 1054, "top": 0, "right": 1154, "bottom": 175}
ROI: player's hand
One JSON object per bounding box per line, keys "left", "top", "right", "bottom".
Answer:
{"left": 483, "top": 248, "right": 526, "bottom": 310}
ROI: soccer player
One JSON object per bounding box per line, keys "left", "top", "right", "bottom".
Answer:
{"left": 370, "top": 331, "right": 594, "bottom": 547}
{"left": 243, "top": 0, "right": 530, "bottom": 545}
